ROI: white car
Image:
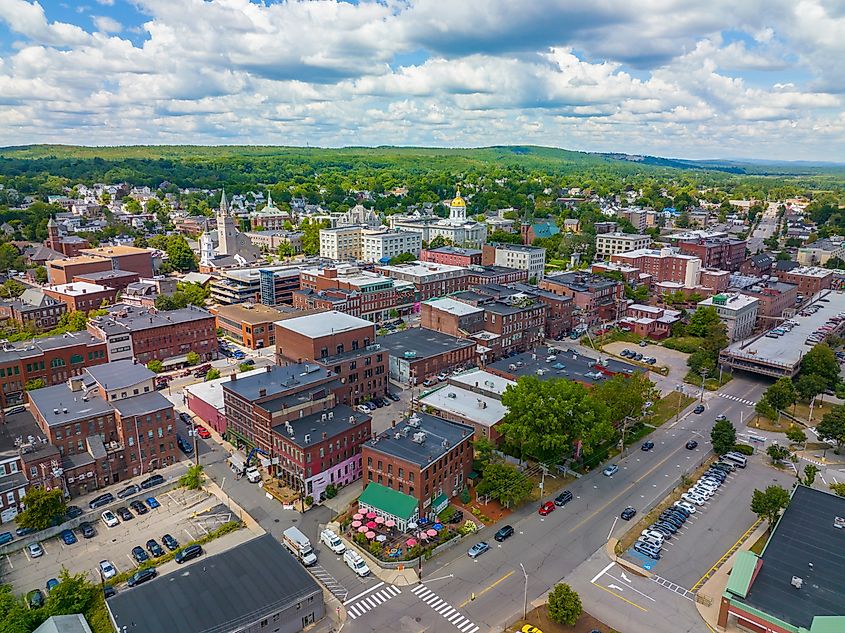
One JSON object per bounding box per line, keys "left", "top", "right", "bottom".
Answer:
{"left": 674, "top": 501, "right": 696, "bottom": 514}
{"left": 696, "top": 479, "right": 720, "bottom": 491}
{"left": 101, "top": 510, "right": 119, "bottom": 528}
{"left": 641, "top": 529, "right": 666, "bottom": 542}
{"left": 639, "top": 534, "right": 663, "bottom": 548}
{"left": 689, "top": 486, "right": 714, "bottom": 499}
{"left": 98, "top": 560, "right": 117, "bottom": 579}
{"left": 320, "top": 529, "right": 346, "bottom": 554}
{"left": 682, "top": 492, "right": 706, "bottom": 506}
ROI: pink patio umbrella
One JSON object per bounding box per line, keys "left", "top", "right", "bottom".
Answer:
{"left": 374, "top": 516, "right": 385, "bottom": 525}
{"left": 366, "top": 512, "right": 377, "bottom": 520}
{"left": 366, "top": 521, "right": 377, "bottom": 529}
{"left": 419, "top": 531, "right": 429, "bottom": 540}
{"left": 384, "top": 519, "right": 396, "bottom": 528}
{"left": 365, "top": 531, "right": 376, "bottom": 539}
{"left": 351, "top": 520, "right": 362, "bottom": 528}
{"left": 426, "top": 528, "right": 438, "bottom": 538}
{"left": 353, "top": 513, "right": 363, "bottom": 521}
{"left": 357, "top": 525, "right": 369, "bottom": 533}
{"left": 405, "top": 538, "right": 417, "bottom": 547}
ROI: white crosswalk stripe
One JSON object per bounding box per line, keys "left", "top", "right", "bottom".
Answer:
{"left": 410, "top": 584, "right": 480, "bottom": 631}
{"left": 344, "top": 585, "right": 401, "bottom": 620}
{"left": 718, "top": 393, "right": 756, "bottom": 407}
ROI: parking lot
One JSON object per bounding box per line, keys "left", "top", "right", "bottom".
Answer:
{"left": 0, "top": 488, "right": 231, "bottom": 594}
{"left": 621, "top": 457, "right": 794, "bottom": 589}
{"left": 604, "top": 341, "right": 689, "bottom": 381}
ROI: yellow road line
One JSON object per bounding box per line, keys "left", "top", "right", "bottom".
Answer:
{"left": 691, "top": 518, "right": 762, "bottom": 591}
{"left": 459, "top": 570, "right": 515, "bottom": 608}
{"left": 591, "top": 581, "right": 648, "bottom": 612}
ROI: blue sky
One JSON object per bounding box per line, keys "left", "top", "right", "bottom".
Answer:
{"left": 0, "top": 0, "right": 844, "bottom": 161}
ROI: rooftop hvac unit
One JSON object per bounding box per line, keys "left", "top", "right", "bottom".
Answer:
{"left": 321, "top": 413, "right": 327, "bottom": 421}
{"left": 408, "top": 415, "right": 421, "bottom": 428}
{"left": 328, "top": 411, "right": 334, "bottom": 420}
{"left": 412, "top": 432, "right": 426, "bottom": 444}
{"left": 348, "top": 416, "right": 355, "bottom": 424}
{"left": 304, "top": 434, "right": 311, "bottom": 444}
{"left": 791, "top": 576, "right": 803, "bottom": 589}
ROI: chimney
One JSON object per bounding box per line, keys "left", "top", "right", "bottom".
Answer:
{"left": 258, "top": 388, "right": 266, "bottom": 397}
{"left": 391, "top": 420, "right": 396, "bottom": 427}
{"left": 230, "top": 373, "right": 237, "bottom": 381}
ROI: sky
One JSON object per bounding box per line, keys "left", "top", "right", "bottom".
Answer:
{"left": 0, "top": 0, "right": 844, "bottom": 161}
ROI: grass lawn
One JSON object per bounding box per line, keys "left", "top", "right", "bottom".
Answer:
{"left": 749, "top": 530, "right": 770, "bottom": 555}
{"left": 645, "top": 391, "right": 697, "bottom": 427}
{"left": 662, "top": 336, "right": 704, "bottom": 354}
{"left": 789, "top": 400, "right": 836, "bottom": 424}
{"left": 589, "top": 330, "right": 643, "bottom": 347}
{"left": 684, "top": 370, "right": 733, "bottom": 391}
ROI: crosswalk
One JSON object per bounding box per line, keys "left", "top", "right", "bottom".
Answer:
{"left": 344, "top": 583, "right": 401, "bottom": 619}
{"left": 719, "top": 393, "right": 756, "bottom": 407}
{"left": 310, "top": 565, "right": 348, "bottom": 601}
{"left": 411, "top": 584, "right": 479, "bottom": 633}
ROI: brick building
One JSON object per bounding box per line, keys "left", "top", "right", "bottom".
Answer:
{"left": 620, "top": 304, "right": 682, "bottom": 339}
{"left": 361, "top": 412, "right": 474, "bottom": 515}
{"left": 739, "top": 253, "right": 774, "bottom": 277}
{"left": 474, "top": 283, "right": 573, "bottom": 340}
{"left": 464, "top": 265, "right": 529, "bottom": 287}
{"left": 677, "top": 237, "right": 746, "bottom": 271}
{"left": 222, "top": 364, "right": 372, "bottom": 502}
{"left": 275, "top": 311, "right": 388, "bottom": 405}
{"left": 611, "top": 247, "right": 702, "bottom": 287}
{"left": 375, "top": 261, "right": 468, "bottom": 302}
{"left": 88, "top": 304, "right": 217, "bottom": 365}
{"left": 0, "top": 289, "right": 66, "bottom": 332}
{"left": 43, "top": 282, "right": 118, "bottom": 312}
{"left": 776, "top": 266, "right": 832, "bottom": 298}
{"left": 214, "top": 303, "right": 296, "bottom": 350}
{"left": 44, "top": 217, "right": 89, "bottom": 257}
{"left": 539, "top": 272, "right": 625, "bottom": 326}
{"left": 421, "top": 297, "right": 485, "bottom": 336}
{"left": 419, "top": 246, "right": 482, "bottom": 267}
{"left": 378, "top": 328, "right": 477, "bottom": 385}
{"left": 47, "top": 255, "right": 112, "bottom": 285}
{"left": 28, "top": 361, "right": 179, "bottom": 495}
{"left": 71, "top": 269, "right": 141, "bottom": 291}
{"left": 737, "top": 279, "right": 798, "bottom": 320}
{"left": 297, "top": 265, "right": 398, "bottom": 322}
{"left": 79, "top": 245, "right": 155, "bottom": 278}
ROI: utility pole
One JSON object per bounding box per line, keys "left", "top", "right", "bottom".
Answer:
{"left": 675, "top": 384, "right": 684, "bottom": 424}
{"left": 699, "top": 369, "right": 708, "bottom": 403}
{"left": 519, "top": 562, "right": 528, "bottom": 619}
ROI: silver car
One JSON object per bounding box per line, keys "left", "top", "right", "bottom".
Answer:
{"left": 27, "top": 542, "right": 44, "bottom": 558}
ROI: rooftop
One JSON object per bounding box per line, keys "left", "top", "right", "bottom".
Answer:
{"left": 359, "top": 482, "right": 418, "bottom": 520}
{"left": 378, "top": 328, "right": 475, "bottom": 360}
{"left": 490, "top": 243, "right": 544, "bottom": 252}
{"left": 86, "top": 360, "right": 154, "bottom": 390}
{"left": 739, "top": 486, "right": 845, "bottom": 630}
{"left": 614, "top": 247, "right": 699, "bottom": 261}
{"left": 418, "top": 385, "right": 507, "bottom": 427}
{"left": 597, "top": 232, "right": 650, "bottom": 240}
{"left": 449, "top": 369, "right": 515, "bottom": 396}
{"left": 80, "top": 245, "right": 151, "bottom": 257}
{"left": 427, "top": 246, "right": 482, "bottom": 256}
{"left": 28, "top": 383, "right": 113, "bottom": 426}
{"left": 782, "top": 266, "right": 834, "bottom": 279}
{"left": 365, "top": 411, "right": 473, "bottom": 467}
{"left": 107, "top": 534, "right": 322, "bottom": 633}
{"left": 377, "top": 261, "right": 466, "bottom": 279}
{"left": 111, "top": 391, "right": 173, "bottom": 417}
{"left": 487, "top": 345, "right": 641, "bottom": 384}
{"left": 275, "top": 310, "right": 373, "bottom": 339}
{"left": 0, "top": 409, "right": 49, "bottom": 457}
{"left": 45, "top": 281, "right": 111, "bottom": 296}
{"left": 91, "top": 304, "right": 213, "bottom": 334}
{"left": 215, "top": 302, "right": 291, "bottom": 325}
{"left": 49, "top": 255, "right": 109, "bottom": 268}
{"left": 33, "top": 615, "right": 93, "bottom": 633}
{"left": 423, "top": 296, "right": 483, "bottom": 317}
{"left": 184, "top": 367, "right": 266, "bottom": 410}
{"left": 222, "top": 363, "right": 331, "bottom": 401}
{"left": 72, "top": 270, "right": 139, "bottom": 283}
{"left": 543, "top": 272, "right": 620, "bottom": 292}
{"left": 699, "top": 293, "right": 759, "bottom": 311}
{"left": 272, "top": 404, "right": 369, "bottom": 449}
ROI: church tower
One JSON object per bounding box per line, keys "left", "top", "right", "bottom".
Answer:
{"left": 199, "top": 231, "right": 215, "bottom": 266}
{"left": 216, "top": 188, "right": 238, "bottom": 257}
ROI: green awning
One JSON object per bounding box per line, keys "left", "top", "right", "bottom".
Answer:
{"left": 725, "top": 551, "right": 759, "bottom": 598}
{"left": 432, "top": 493, "right": 448, "bottom": 514}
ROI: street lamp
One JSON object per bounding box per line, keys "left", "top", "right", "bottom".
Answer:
{"left": 699, "top": 369, "right": 708, "bottom": 403}
{"left": 519, "top": 562, "right": 528, "bottom": 619}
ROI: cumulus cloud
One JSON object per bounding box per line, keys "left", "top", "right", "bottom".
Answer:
{"left": 0, "top": 0, "right": 842, "bottom": 160}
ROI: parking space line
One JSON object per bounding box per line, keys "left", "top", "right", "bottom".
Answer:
{"left": 5, "top": 553, "right": 13, "bottom": 569}
{"left": 691, "top": 518, "right": 762, "bottom": 592}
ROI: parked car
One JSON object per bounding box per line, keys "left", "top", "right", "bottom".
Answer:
{"left": 103, "top": 585, "right": 116, "bottom": 599}
{"left": 386, "top": 392, "right": 401, "bottom": 402}
{"left": 447, "top": 510, "right": 464, "bottom": 524}
{"left": 116, "top": 507, "right": 133, "bottom": 521}
{"left": 602, "top": 464, "right": 619, "bottom": 476}
{"left": 437, "top": 372, "right": 449, "bottom": 381}
{"left": 162, "top": 534, "right": 179, "bottom": 551}
{"left": 621, "top": 506, "right": 637, "bottom": 520}
{"left": 27, "top": 589, "right": 45, "bottom": 608}
{"left": 685, "top": 440, "right": 698, "bottom": 450}
{"left": 89, "top": 492, "right": 115, "bottom": 510}
{"left": 633, "top": 544, "right": 660, "bottom": 560}
{"left": 0, "top": 531, "right": 14, "bottom": 545}
{"left": 140, "top": 474, "right": 164, "bottom": 490}
{"left": 673, "top": 501, "right": 696, "bottom": 515}
{"left": 641, "top": 529, "right": 667, "bottom": 542}
{"left": 127, "top": 568, "right": 157, "bottom": 587}
{"left": 467, "top": 542, "right": 490, "bottom": 558}
{"left": 175, "top": 544, "right": 203, "bottom": 564}
{"left": 79, "top": 522, "right": 95, "bottom": 539}
{"left": 65, "top": 505, "right": 83, "bottom": 519}
{"left": 131, "top": 546, "right": 149, "bottom": 564}
{"left": 146, "top": 539, "right": 164, "bottom": 558}
{"left": 99, "top": 560, "right": 117, "bottom": 580}
{"left": 538, "top": 501, "right": 555, "bottom": 516}
{"left": 145, "top": 497, "right": 160, "bottom": 509}
{"left": 681, "top": 492, "right": 706, "bottom": 506}
{"left": 693, "top": 404, "right": 705, "bottom": 414}
{"left": 554, "top": 490, "right": 573, "bottom": 506}
{"left": 27, "top": 542, "right": 44, "bottom": 558}
{"left": 117, "top": 485, "right": 139, "bottom": 500}
{"left": 15, "top": 527, "right": 34, "bottom": 537}
{"left": 101, "top": 510, "right": 119, "bottom": 528}
{"left": 641, "top": 440, "right": 655, "bottom": 451}
{"left": 129, "top": 500, "right": 148, "bottom": 515}
{"left": 60, "top": 529, "right": 77, "bottom": 545}
{"left": 45, "top": 578, "right": 59, "bottom": 593}
{"left": 494, "top": 525, "right": 514, "bottom": 542}
{"left": 715, "top": 414, "right": 727, "bottom": 421}
{"left": 195, "top": 426, "right": 211, "bottom": 439}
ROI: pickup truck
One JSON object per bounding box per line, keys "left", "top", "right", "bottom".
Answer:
{"left": 245, "top": 467, "right": 261, "bottom": 483}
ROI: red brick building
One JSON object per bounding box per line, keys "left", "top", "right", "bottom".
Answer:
{"left": 378, "top": 328, "right": 477, "bottom": 384}
{"left": 44, "top": 217, "right": 89, "bottom": 257}
{"left": 539, "top": 272, "right": 625, "bottom": 326}
{"left": 214, "top": 303, "right": 302, "bottom": 350}
{"left": 72, "top": 269, "right": 141, "bottom": 291}
{"left": 777, "top": 266, "right": 832, "bottom": 298}
{"left": 621, "top": 304, "right": 682, "bottom": 339}
{"left": 43, "top": 282, "right": 119, "bottom": 312}
{"left": 677, "top": 238, "right": 746, "bottom": 272}
{"left": 297, "top": 266, "right": 397, "bottom": 322}
{"left": 738, "top": 279, "right": 798, "bottom": 320}
{"left": 0, "top": 289, "right": 66, "bottom": 332}
{"left": 465, "top": 265, "right": 528, "bottom": 286}
{"left": 79, "top": 245, "right": 155, "bottom": 279}
{"left": 375, "top": 261, "right": 468, "bottom": 302}
{"left": 421, "top": 297, "right": 485, "bottom": 336}
{"left": 47, "top": 256, "right": 113, "bottom": 285}
{"left": 611, "top": 247, "right": 702, "bottom": 286}
{"left": 419, "top": 246, "right": 482, "bottom": 267}
{"left": 275, "top": 311, "right": 388, "bottom": 405}
{"left": 361, "top": 412, "right": 474, "bottom": 515}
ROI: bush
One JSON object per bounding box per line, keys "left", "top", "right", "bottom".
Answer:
{"left": 325, "top": 484, "right": 337, "bottom": 499}
{"left": 179, "top": 464, "right": 203, "bottom": 490}
{"left": 438, "top": 506, "right": 456, "bottom": 523}
{"left": 147, "top": 360, "right": 163, "bottom": 373}
{"left": 733, "top": 443, "right": 754, "bottom": 456}
{"left": 304, "top": 495, "right": 314, "bottom": 506}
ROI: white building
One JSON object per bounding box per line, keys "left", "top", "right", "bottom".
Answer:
{"left": 391, "top": 190, "right": 487, "bottom": 248}
{"left": 319, "top": 226, "right": 422, "bottom": 263}
{"left": 486, "top": 244, "right": 546, "bottom": 280}
{"left": 337, "top": 204, "right": 380, "bottom": 229}
{"left": 594, "top": 232, "right": 651, "bottom": 260}
{"left": 697, "top": 293, "right": 759, "bottom": 342}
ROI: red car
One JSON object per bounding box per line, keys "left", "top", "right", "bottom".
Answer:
{"left": 195, "top": 426, "right": 211, "bottom": 439}
{"left": 538, "top": 501, "right": 555, "bottom": 516}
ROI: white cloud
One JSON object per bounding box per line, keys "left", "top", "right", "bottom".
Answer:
{"left": 93, "top": 15, "right": 122, "bottom": 33}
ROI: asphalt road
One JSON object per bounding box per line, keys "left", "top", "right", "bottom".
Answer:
{"left": 344, "top": 373, "right": 771, "bottom": 633}
{"left": 747, "top": 203, "right": 780, "bottom": 254}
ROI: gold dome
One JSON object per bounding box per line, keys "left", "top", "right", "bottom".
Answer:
{"left": 451, "top": 189, "right": 466, "bottom": 207}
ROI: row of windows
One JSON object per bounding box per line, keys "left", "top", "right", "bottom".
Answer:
{"left": 0, "top": 365, "right": 21, "bottom": 377}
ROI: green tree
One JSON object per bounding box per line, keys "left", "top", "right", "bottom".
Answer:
{"left": 592, "top": 373, "right": 655, "bottom": 426}
{"left": 16, "top": 487, "right": 67, "bottom": 531}
{"left": 1, "top": 278, "right": 26, "bottom": 298}
{"left": 472, "top": 435, "right": 496, "bottom": 469}
{"left": 34, "top": 266, "right": 48, "bottom": 284}
{"left": 146, "top": 360, "right": 163, "bottom": 373}
{"left": 800, "top": 344, "right": 840, "bottom": 390}
{"left": 764, "top": 377, "right": 797, "bottom": 412}
{"left": 427, "top": 235, "right": 453, "bottom": 249}
{"left": 165, "top": 235, "right": 197, "bottom": 272}
{"left": 25, "top": 378, "right": 46, "bottom": 391}
{"left": 751, "top": 485, "right": 791, "bottom": 527}
{"left": 179, "top": 464, "right": 204, "bottom": 490}
{"left": 46, "top": 568, "right": 96, "bottom": 616}
{"left": 801, "top": 464, "right": 819, "bottom": 487}
{"left": 186, "top": 351, "right": 201, "bottom": 366}
{"left": 238, "top": 362, "right": 254, "bottom": 372}
{"left": 796, "top": 373, "right": 828, "bottom": 402}
{"left": 710, "top": 419, "right": 737, "bottom": 456}
{"left": 816, "top": 405, "right": 845, "bottom": 450}
{"left": 687, "top": 306, "right": 721, "bottom": 337}
{"left": 487, "top": 230, "right": 523, "bottom": 245}
{"left": 830, "top": 482, "right": 845, "bottom": 497}
{"left": 475, "top": 461, "right": 533, "bottom": 507}
{"left": 389, "top": 252, "right": 416, "bottom": 265}
{"left": 205, "top": 368, "right": 221, "bottom": 381}
{"left": 825, "top": 256, "right": 845, "bottom": 269}
{"left": 0, "top": 584, "right": 36, "bottom": 633}
{"left": 499, "top": 376, "right": 612, "bottom": 464}
{"left": 766, "top": 444, "right": 791, "bottom": 464}
{"left": 547, "top": 583, "right": 582, "bottom": 626}
{"left": 785, "top": 425, "right": 807, "bottom": 446}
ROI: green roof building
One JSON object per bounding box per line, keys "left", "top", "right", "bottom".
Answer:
{"left": 358, "top": 483, "right": 419, "bottom": 531}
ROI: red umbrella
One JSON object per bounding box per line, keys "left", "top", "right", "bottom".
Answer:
{"left": 426, "top": 528, "right": 438, "bottom": 537}
{"left": 367, "top": 512, "right": 377, "bottom": 520}
{"left": 365, "top": 531, "right": 376, "bottom": 539}
{"left": 365, "top": 521, "right": 376, "bottom": 529}
{"left": 405, "top": 538, "right": 417, "bottom": 547}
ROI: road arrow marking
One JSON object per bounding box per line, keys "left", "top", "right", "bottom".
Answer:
{"left": 608, "top": 584, "right": 624, "bottom": 591}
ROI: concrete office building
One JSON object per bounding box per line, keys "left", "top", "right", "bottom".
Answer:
{"left": 697, "top": 293, "right": 759, "bottom": 342}
{"left": 594, "top": 232, "right": 651, "bottom": 260}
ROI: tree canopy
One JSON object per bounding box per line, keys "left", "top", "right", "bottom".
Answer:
{"left": 710, "top": 419, "right": 737, "bottom": 455}
{"left": 751, "top": 485, "right": 791, "bottom": 526}
{"left": 16, "top": 487, "right": 66, "bottom": 531}
{"left": 799, "top": 343, "right": 840, "bottom": 390}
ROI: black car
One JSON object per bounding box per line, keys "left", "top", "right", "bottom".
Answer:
{"left": 179, "top": 412, "right": 192, "bottom": 425}
{"left": 554, "top": 490, "right": 573, "bottom": 506}
{"left": 15, "top": 526, "right": 35, "bottom": 537}
{"left": 131, "top": 546, "right": 149, "bottom": 564}
{"left": 621, "top": 506, "right": 637, "bottom": 521}
{"left": 705, "top": 469, "right": 727, "bottom": 481}
{"left": 162, "top": 534, "right": 179, "bottom": 551}
{"left": 140, "top": 474, "right": 164, "bottom": 490}
{"left": 386, "top": 392, "right": 400, "bottom": 402}
{"left": 712, "top": 461, "right": 735, "bottom": 472}
{"left": 670, "top": 505, "right": 691, "bottom": 518}
{"left": 493, "top": 525, "right": 514, "bottom": 542}
{"left": 117, "top": 507, "right": 134, "bottom": 521}
{"left": 693, "top": 404, "right": 705, "bottom": 414}
{"left": 89, "top": 492, "right": 115, "bottom": 510}
{"left": 129, "top": 500, "right": 148, "bottom": 515}
{"left": 127, "top": 568, "right": 157, "bottom": 587}
{"left": 103, "top": 584, "right": 116, "bottom": 599}
{"left": 685, "top": 440, "right": 699, "bottom": 450}
{"left": 78, "top": 522, "right": 95, "bottom": 539}
{"left": 146, "top": 539, "right": 164, "bottom": 557}
{"left": 117, "top": 484, "right": 139, "bottom": 500}
{"left": 649, "top": 524, "right": 674, "bottom": 537}
{"left": 27, "top": 589, "right": 45, "bottom": 609}
{"left": 641, "top": 440, "right": 655, "bottom": 451}
{"left": 175, "top": 544, "right": 203, "bottom": 564}
{"left": 659, "top": 514, "right": 684, "bottom": 528}
{"left": 662, "top": 510, "right": 687, "bottom": 525}
{"left": 653, "top": 520, "right": 678, "bottom": 533}
{"left": 65, "top": 505, "right": 83, "bottom": 519}
{"left": 447, "top": 510, "right": 464, "bottom": 524}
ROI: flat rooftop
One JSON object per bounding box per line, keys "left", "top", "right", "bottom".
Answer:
{"left": 418, "top": 385, "right": 507, "bottom": 428}
{"left": 449, "top": 369, "right": 515, "bottom": 397}
{"left": 185, "top": 367, "right": 266, "bottom": 410}
{"left": 699, "top": 293, "right": 759, "bottom": 311}
{"left": 272, "top": 404, "right": 369, "bottom": 449}
{"left": 722, "top": 290, "right": 845, "bottom": 372}
{"left": 46, "top": 281, "right": 110, "bottom": 296}
{"left": 423, "top": 296, "right": 483, "bottom": 316}
{"left": 741, "top": 486, "right": 845, "bottom": 629}
{"left": 365, "top": 412, "right": 473, "bottom": 468}
{"left": 0, "top": 409, "right": 47, "bottom": 457}
{"left": 107, "top": 534, "right": 322, "bottom": 633}
{"left": 28, "top": 383, "right": 113, "bottom": 426}
{"left": 487, "top": 345, "right": 641, "bottom": 384}
{"left": 215, "top": 302, "right": 291, "bottom": 324}
{"left": 92, "top": 304, "right": 214, "bottom": 334}
{"left": 80, "top": 245, "right": 151, "bottom": 257}
{"left": 275, "top": 310, "right": 373, "bottom": 338}
{"left": 86, "top": 360, "right": 154, "bottom": 390}
{"left": 377, "top": 261, "right": 465, "bottom": 279}
{"left": 378, "top": 328, "right": 475, "bottom": 360}
{"left": 222, "top": 363, "right": 331, "bottom": 401}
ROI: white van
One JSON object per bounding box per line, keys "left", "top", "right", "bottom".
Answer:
{"left": 343, "top": 550, "right": 370, "bottom": 577}
{"left": 320, "top": 529, "right": 346, "bottom": 554}
{"left": 723, "top": 452, "right": 748, "bottom": 468}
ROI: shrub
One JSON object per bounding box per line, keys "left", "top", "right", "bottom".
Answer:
{"left": 304, "top": 495, "right": 314, "bottom": 506}
{"left": 325, "top": 484, "right": 337, "bottom": 499}
{"left": 732, "top": 443, "right": 754, "bottom": 456}
{"left": 179, "top": 464, "right": 204, "bottom": 490}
